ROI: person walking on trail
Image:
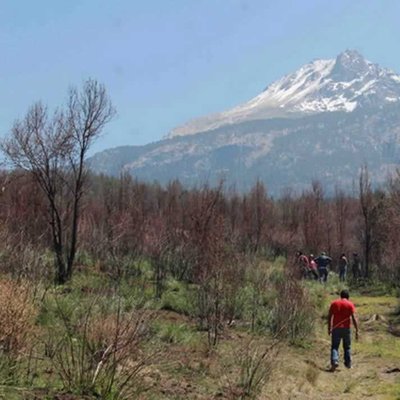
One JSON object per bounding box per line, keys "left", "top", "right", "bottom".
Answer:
{"left": 328, "top": 289, "right": 359, "bottom": 370}
{"left": 296, "top": 251, "right": 309, "bottom": 279}
{"left": 314, "top": 251, "right": 332, "bottom": 283}
{"left": 338, "top": 253, "right": 348, "bottom": 282}
{"left": 309, "top": 254, "right": 319, "bottom": 280}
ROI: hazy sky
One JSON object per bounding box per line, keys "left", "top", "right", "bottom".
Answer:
{"left": 1, "top": 0, "right": 400, "bottom": 153}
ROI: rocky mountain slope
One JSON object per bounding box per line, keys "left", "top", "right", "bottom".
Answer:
{"left": 169, "top": 50, "right": 400, "bottom": 138}
{"left": 90, "top": 50, "right": 400, "bottom": 195}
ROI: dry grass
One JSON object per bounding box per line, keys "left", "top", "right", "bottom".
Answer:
{"left": 0, "top": 279, "right": 37, "bottom": 356}
{"left": 221, "top": 338, "right": 279, "bottom": 400}
{"left": 305, "top": 363, "right": 320, "bottom": 386}
{"left": 46, "top": 297, "right": 158, "bottom": 399}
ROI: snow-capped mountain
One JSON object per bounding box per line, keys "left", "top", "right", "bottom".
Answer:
{"left": 90, "top": 50, "right": 400, "bottom": 195}
{"left": 169, "top": 50, "right": 400, "bottom": 137}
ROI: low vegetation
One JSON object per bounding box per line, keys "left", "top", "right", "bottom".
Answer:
{"left": 0, "top": 259, "right": 397, "bottom": 399}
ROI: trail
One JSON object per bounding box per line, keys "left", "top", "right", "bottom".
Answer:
{"left": 2, "top": 293, "right": 398, "bottom": 400}
{"left": 266, "top": 295, "right": 400, "bottom": 399}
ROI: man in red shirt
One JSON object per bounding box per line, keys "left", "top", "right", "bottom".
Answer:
{"left": 295, "top": 251, "right": 309, "bottom": 278}
{"left": 328, "top": 290, "right": 359, "bottom": 370}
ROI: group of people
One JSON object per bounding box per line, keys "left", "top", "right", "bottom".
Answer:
{"left": 296, "top": 252, "right": 361, "bottom": 369}
{"left": 296, "top": 251, "right": 363, "bottom": 283}
{"left": 296, "top": 253, "right": 361, "bottom": 370}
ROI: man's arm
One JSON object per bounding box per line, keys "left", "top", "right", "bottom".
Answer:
{"left": 351, "top": 313, "right": 359, "bottom": 340}
{"left": 328, "top": 309, "right": 333, "bottom": 335}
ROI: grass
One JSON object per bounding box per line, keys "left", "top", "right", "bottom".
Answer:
{"left": 2, "top": 258, "right": 400, "bottom": 399}
{"left": 305, "top": 363, "right": 320, "bottom": 386}
{"left": 160, "top": 280, "right": 195, "bottom": 316}
{"left": 154, "top": 321, "right": 201, "bottom": 346}
{"left": 238, "top": 282, "right": 400, "bottom": 400}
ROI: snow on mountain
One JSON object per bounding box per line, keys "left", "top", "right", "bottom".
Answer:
{"left": 169, "top": 50, "right": 400, "bottom": 138}
{"left": 90, "top": 50, "right": 400, "bottom": 194}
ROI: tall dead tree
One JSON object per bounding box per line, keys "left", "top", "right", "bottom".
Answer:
{"left": 358, "top": 165, "right": 385, "bottom": 279}
{"left": 2, "top": 79, "right": 115, "bottom": 284}
{"left": 334, "top": 185, "right": 348, "bottom": 252}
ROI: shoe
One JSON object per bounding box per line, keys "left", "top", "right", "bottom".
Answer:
{"left": 331, "top": 361, "right": 339, "bottom": 371}
{"left": 345, "top": 364, "right": 352, "bottom": 369}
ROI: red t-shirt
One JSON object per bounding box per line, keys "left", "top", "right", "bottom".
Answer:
{"left": 299, "top": 254, "right": 309, "bottom": 267}
{"left": 329, "top": 298, "right": 356, "bottom": 329}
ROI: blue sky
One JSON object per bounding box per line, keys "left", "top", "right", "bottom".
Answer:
{"left": 1, "top": 0, "right": 400, "bottom": 153}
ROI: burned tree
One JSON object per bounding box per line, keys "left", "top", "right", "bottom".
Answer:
{"left": 2, "top": 79, "right": 115, "bottom": 284}
{"left": 358, "top": 165, "right": 386, "bottom": 279}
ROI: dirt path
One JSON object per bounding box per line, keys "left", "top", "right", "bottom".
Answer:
{"left": 265, "top": 295, "right": 400, "bottom": 400}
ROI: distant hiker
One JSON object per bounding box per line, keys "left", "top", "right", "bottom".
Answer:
{"left": 328, "top": 289, "right": 359, "bottom": 370}
{"left": 314, "top": 251, "right": 332, "bottom": 283}
{"left": 309, "top": 254, "right": 319, "bottom": 280}
{"left": 338, "top": 253, "right": 348, "bottom": 282}
{"left": 351, "top": 253, "right": 362, "bottom": 281}
{"left": 296, "top": 251, "right": 309, "bottom": 278}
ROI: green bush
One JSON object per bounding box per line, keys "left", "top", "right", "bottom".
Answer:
{"left": 154, "top": 321, "right": 200, "bottom": 346}
{"left": 239, "top": 285, "right": 274, "bottom": 331}
{"left": 306, "top": 282, "right": 330, "bottom": 312}
{"left": 270, "top": 277, "right": 317, "bottom": 345}
{"left": 42, "top": 295, "right": 155, "bottom": 399}
{"left": 160, "top": 279, "right": 195, "bottom": 316}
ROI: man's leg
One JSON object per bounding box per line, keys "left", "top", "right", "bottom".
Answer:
{"left": 343, "top": 329, "right": 352, "bottom": 368}
{"left": 319, "top": 268, "right": 326, "bottom": 283}
{"left": 331, "top": 329, "right": 341, "bottom": 368}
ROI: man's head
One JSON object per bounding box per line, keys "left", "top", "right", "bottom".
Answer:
{"left": 321, "top": 251, "right": 326, "bottom": 256}
{"left": 340, "top": 289, "right": 350, "bottom": 299}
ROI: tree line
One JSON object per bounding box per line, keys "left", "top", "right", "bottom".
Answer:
{"left": 0, "top": 166, "right": 400, "bottom": 285}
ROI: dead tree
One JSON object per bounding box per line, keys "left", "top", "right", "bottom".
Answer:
{"left": 334, "top": 186, "right": 348, "bottom": 252}
{"left": 358, "top": 165, "right": 385, "bottom": 279}
{"left": 1, "top": 79, "right": 115, "bottom": 284}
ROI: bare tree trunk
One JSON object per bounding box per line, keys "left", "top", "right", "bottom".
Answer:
{"left": 359, "top": 165, "right": 373, "bottom": 279}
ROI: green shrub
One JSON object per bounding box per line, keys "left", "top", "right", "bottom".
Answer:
{"left": 42, "top": 295, "right": 156, "bottom": 400}
{"left": 270, "top": 277, "right": 317, "bottom": 344}
{"left": 75, "top": 250, "right": 95, "bottom": 268}
{"left": 155, "top": 321, "right": 199, "bottom": 346}
{"left": 239, "top": 285, "right": 274, "bottom": 332}
{"left": 222, "top": 339, "right": 279, "bottom": 400}
{"left": 306, "top": 282, "right": 330, "bottom": 312}
{"left": 160, "top": 279, "right": 195, "bottom": 316}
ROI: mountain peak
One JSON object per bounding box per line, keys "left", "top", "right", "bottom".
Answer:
{"left": 168, "top": 50, "right": 400, "bottom": 138}
{"left": 337, "top": 49, "right": 365, "bottom": 63}
{"left": 331, "top": 49, "right": 371, "bottom": 81}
